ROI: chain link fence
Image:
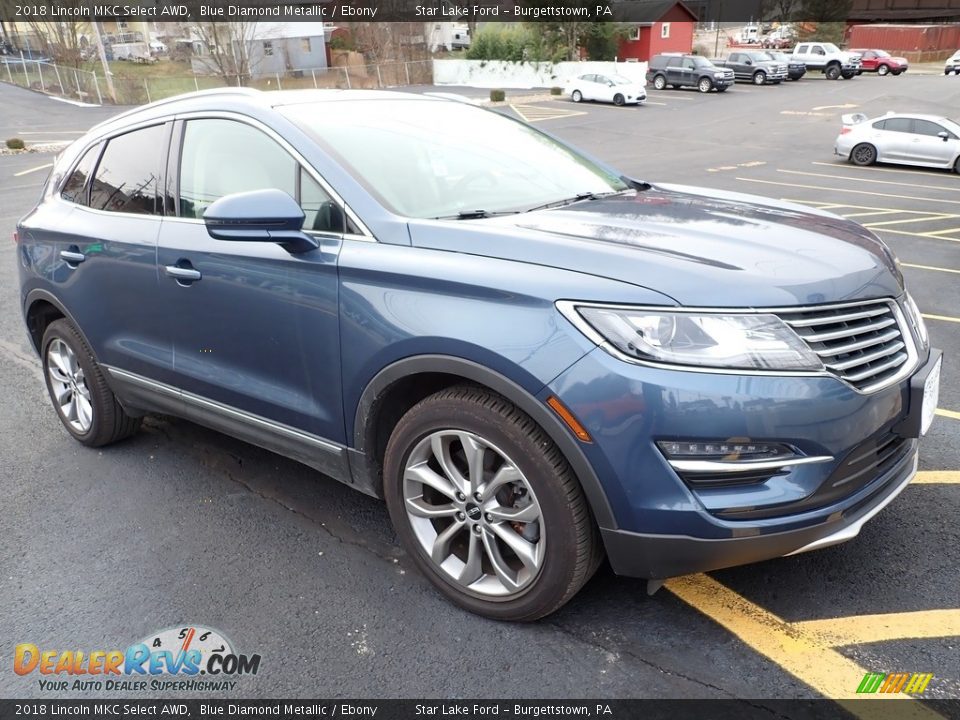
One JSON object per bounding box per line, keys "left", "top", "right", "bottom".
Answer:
{"left": 1, "top": 56, "right": 434, "bottom": 106}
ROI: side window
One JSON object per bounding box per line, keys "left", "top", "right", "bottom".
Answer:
{"left": 88, "top": 125, "right": 165, "bottom": 215}
{"left": 883, "top": 118, "right": 913, "bottom": 133}
{"left": 682, "top": 58, "right": 696, "bottom": 70}
{"left": 813, "top": 46, "right": 825, "bottom": 56}
{"left": 872, "top": 120, "right": 886, "bottom": 131}
{"left": 666, "top": 57, "right": 681, "bottom": 68}
{"left": 61, "top": 144, "right": 100, "bottom": 205}
{"left": 914, "top": 120, "right": 955, "bottom": 138}
{"left": 300, "top": 168, "right": 343, "bottom": 234}
{"left": 796, "top": 45, "right": 809, "bottom": 54}
{"left": 179, "top": 119, "right": 296, "bottom": 219}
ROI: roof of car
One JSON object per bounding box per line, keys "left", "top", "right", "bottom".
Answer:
{"left": 875, "top": 112, "right": 952, "bottom": 123}
{"left": 88, "top": 88, "right": 439, "bottom": 135}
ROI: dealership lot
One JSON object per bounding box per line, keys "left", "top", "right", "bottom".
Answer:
{"left": 0, "top": 75, "right": 958, "bottom": 704}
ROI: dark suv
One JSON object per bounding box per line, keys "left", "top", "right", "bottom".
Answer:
{"left": 17, "top": 89, "right": 941, "bottom": 621}
{"left": 646, "top": 54, "right": 735, "bottom": 93}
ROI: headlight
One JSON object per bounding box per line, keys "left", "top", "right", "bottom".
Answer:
{"left": 562, "top": 305, "right": 823, "bottom": 371}
{"left": 714, "top": 71, "right": 725, "bottom": 77}
{"left": 903, "top": 292, "right": 929, "bottom": 348}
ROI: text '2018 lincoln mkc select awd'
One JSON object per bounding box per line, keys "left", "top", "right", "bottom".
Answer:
{"left": 17, "top": 89, "right": 942, "bottom": 620}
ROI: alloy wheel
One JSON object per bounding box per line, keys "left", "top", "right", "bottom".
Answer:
{"left": 402, "top": 430, "right": 545, "bottom": 599}
{"left": 46, "top": 338, "right": 93, "bottom": 433}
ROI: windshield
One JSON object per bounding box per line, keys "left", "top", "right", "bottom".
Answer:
{"left": 611, "top": 75, "right": 633, "bottom": 85}
{"left": 874, "top": 50, "right": 891, "bottom": 57}
{"left": 692, "top": 56, "right": 713, "bottom": 67}
{"left": 766, "top": 52, "right": 786, "bottom": 60}
{"left": 822, "top": 43, "right": 840, "bottom": 53}
{"left": 281, "top": 99, "right": 628, "bottom": 219}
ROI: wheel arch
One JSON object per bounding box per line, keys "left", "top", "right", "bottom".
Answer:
{"left": 350, "top": 354, "right": 617, "bottom": 529}
{"left": 24, "top": 290, "right": 86, "bottom": 357}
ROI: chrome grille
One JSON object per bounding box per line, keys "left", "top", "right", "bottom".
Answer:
{"left": 777, "top": 300, "right": 914, "bottom": 392}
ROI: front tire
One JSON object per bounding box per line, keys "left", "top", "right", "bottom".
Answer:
{"left": 825, "top": 64, "right": 841, "bottom": 80}
{"left": 571, "top": 89, "right": 582, "bottom": 103}
{"left": 613, "top": 93, "right": 625, "bottom": 106}
{"left": 850, "top": 143, "right": 877, "bottom": 166}
{"left": 954, "top": 156, "right": 960, "bottom": 174}
{"left": 753, "top": 70, "right": 767, "bottom": 85}
{"left": 698, "top": 77, "right": 713, "bottom": 93}
{"left": 653, "top": 74, "right": 667, "bottom": 90}
{"left": 383, "top": 386, "right": 601, "bottom": 621}
{"left": 41, "top": 319, "right": 141, "bottom": 447}
{"left": 877, "top": 64, "right": 890, "bottom": 76}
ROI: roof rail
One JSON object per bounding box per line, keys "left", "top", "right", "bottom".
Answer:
{"left": 89, "top": 87, "right": 264, "bottom": 132}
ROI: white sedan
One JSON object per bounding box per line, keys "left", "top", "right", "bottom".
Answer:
{"left": 835, "top": 112, "right": 960, "bottom": 172}
{"left": 565, "top": 73, "right": 646, "bottom": 106}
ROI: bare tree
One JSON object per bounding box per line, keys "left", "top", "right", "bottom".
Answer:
{"left": 189, "top": 22, "right": 261, "bottom": 83}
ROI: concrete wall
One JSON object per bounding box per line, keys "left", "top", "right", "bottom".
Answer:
{"left": 432, "top": 59, "right": 649, "bottom": 89}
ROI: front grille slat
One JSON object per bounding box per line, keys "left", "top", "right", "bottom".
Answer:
{"left": 777, "top": 299, "right": 915, "bottom": 392}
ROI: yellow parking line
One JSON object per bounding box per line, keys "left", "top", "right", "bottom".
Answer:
{"left": 666, "top": 575, "right": 944, "bottom": 715}
{"left": 936, "top": 408, "right": 960, "bottom": 420}
{"left": 900, "top": 263, "right": 960, "bottom": 275}
{"left": 925, "top": 313, "right": 960, "bottom": 324}
{"left": 921, "top": 227, "right": 960, "bottom": 236}
{"left": 794, "top": 610, "right": 960, "bottom": 646}
{"left": 874, "top": 228, "right": 960, "bottom": 242}
{"left": 785, "top": 199, "right": 946, "bottom": 215}
{"left": 842, "top": 210, "right": 903, "bottom": 218}
{"left": 778, "top": 168, "right": 960, "bottom": 193}
{"left": 914, "top": 471, "right": 960, "bottom": 483}
{"left": 737, "top": 177, "right": 960, "bottom": 205}
{"left": 812, "top": 161, "right": 955, "bottom": 180}
{"left": 865, "top": 216, "right": 957, "bottom": 227}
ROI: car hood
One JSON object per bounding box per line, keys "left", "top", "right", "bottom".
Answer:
{"left": 407, "top": 184, "right": 903, "bottom": 307}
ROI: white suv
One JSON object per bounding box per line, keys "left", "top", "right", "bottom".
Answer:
{"left": 945, "top": 50, "right": 960, "bottom": 74}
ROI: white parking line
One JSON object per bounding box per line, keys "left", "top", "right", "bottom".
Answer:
{"left": 13, "top": 163, "right": 53, "bottom": 177}
{"left": 738, "top": 177, "right": 960, "bottom": 206}
{"left": 778, "top": 168, "right": 960, "bottom": 193}
{"left": 811, "top": 161, "right": 955, "bottom": 180}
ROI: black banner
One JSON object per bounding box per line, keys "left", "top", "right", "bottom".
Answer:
{"left": 0, "top": 0, "right": 775, "bottom": 23}
{"left": 1, "top": 700, "right": 960, "bottom": 720}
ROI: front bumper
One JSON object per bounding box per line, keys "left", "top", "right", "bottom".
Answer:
{"left": 547, "top": 341, "right": 942, "bottom": 579}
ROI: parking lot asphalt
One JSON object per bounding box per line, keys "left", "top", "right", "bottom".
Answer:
{"left": 1, "top": 76, "right": 958, "bottom": 707}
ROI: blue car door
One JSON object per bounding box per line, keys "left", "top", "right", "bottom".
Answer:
{"left": 155, "top": 116, "right": 346, "bottom": 445}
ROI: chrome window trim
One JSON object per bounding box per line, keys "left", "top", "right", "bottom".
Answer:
{"left": 556, "top": 297, "right": 920, "bottom": 394}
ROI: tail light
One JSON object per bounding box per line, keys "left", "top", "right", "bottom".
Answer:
{"left": 12, "top": 230, "right": 19, "bottom": 244}
{"left": 839, "top": 127, "right": 852, "bottom": 135}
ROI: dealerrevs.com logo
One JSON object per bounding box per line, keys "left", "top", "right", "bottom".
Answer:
{"left": 14, "top": 625, "right": 261, "bottom": 692}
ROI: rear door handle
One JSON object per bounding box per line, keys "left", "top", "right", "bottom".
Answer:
{"left": 164, "top": 265, "right": 202, "bottom": 282}
{"left": 60, "top": 250, "right": 85, "bottom": 264}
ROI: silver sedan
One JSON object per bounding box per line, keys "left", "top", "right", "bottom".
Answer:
{"left": 835, "top": 112, "right": 960, "bottom": 172}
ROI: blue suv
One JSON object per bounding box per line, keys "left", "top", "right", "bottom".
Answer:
{"left": 17, "top": 89, "right": 942, "bottom": 620}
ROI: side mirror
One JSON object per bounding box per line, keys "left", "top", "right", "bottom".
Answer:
{"left": 938, "top": 131, "right": 950, "bottom": 141}
{"left": 203, "top": 188, "right": 319, "bottom": 254}
{"left": 745, "top": 58, "right": 752, "bottom": 65}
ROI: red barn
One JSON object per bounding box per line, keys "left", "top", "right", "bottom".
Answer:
{"left": 616, "top": 1, "right": 698, "bottom": 61}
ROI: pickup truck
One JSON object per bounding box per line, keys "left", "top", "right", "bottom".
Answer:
{"left": 711, "top": 51, "right": 788, "bottom": 85}
{"left": 791, "top": 42, "right": 861, "bottom": 79}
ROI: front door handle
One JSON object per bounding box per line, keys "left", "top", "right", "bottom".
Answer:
{"left": 164, "top": 265, "right": 202, "bottom": 282}
{"left": 60, "top": 249, "right": 85, "bottom": 264}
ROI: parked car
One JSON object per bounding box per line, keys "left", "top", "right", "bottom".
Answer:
{"left": 18, "top": 88, "right": 941, "bottom": 621}
{"left": 791, "top": 42, "right": 861, "bottom": 79}
{"left": 565, "top": 73, "right": 646, "bottom": 106}
{"left": 762, "top": 50, "right": 806, "bottom": 80}
{"left": 647, "top": 54, "right": 735, "bottom": 93}
{"left": 711, "top": 51, "right": 787, "bottom": 84}
{"left": 944, "top": 50, "right": 960, "bottom": 74}
{"left": 850, "top": 49, "right": 908, "bottom": 76}
{"left": 836, "top": 111, "right": 960, "bottom": 171}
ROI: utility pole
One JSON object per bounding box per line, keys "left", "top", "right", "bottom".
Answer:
{"left": 713, "top": 0, "right": 724, "bottom": 57}
{"left": 90, "top": 21, "right": 117, "bottom": 104}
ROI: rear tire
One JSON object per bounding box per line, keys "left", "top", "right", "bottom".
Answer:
{"left": 383, "top": 385, "right": 601, "bottom": 621}
{"left": 653, "top": 74, "right": 667, "bottom": 90}
{"left": 41, "top": 319, "right": 141, "bottom": 447}
{"left": 850, "top": 143, "right": 877, "bottom": 167}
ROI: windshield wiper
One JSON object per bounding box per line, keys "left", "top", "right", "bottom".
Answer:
{"left": 523, "top": 189, "right": 635, "bottom": 214}
{"left": 433, "top": 209, "right": 519, "bottom": 220}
